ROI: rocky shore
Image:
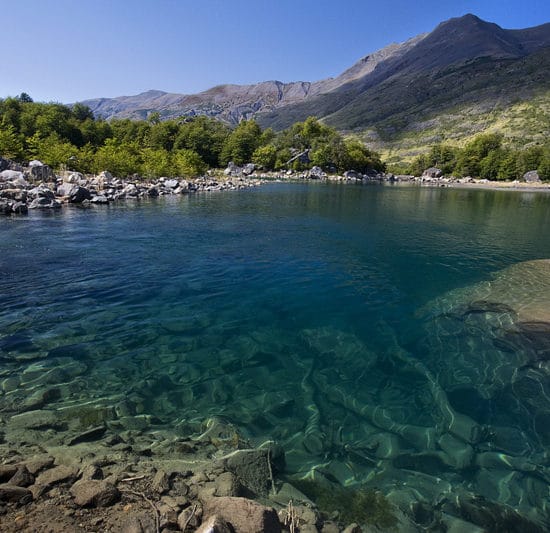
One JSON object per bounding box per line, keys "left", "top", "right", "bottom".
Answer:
{"left": 1, "top": 159, "right": 548, "bottom": 217}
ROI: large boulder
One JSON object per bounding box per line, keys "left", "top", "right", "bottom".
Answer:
{"left": 224, "top": 162, "right": 242, "bottom": 177}
{"left": 57, "top": 182, "right": 91, "bottom": 203}
{"left": 28, "top": 161, "right": 54, "bottom": 182}
{"left": 522, "top": 170, "right": 541, "bottom": 183}
{"left": 0, "top": 170, "right": 24, "bottom": 182}
{"left": 28, "top": 185, "right": 55, "bottom": 200}
{"left": 422, "top": 167, "right": 443, "bottom": 179}
{"left": 308, "top": 166, "right": 326, "bottom": 179}
{"left": 242, "top": 163, "right": 256, "bottom": 176}
{"left": 28, "top": 197, "right": 61, "bottom": 209}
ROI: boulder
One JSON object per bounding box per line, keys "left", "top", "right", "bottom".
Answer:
{"left": 8, "top": 466, "right": 34, "bottom": 487}
{"left": 422, "top": 167, "right": 443, "bottom": 179}
{"left": 151, "top": 469, "right": 171, "bottom": 494}
{"left": 0, "top": 484, "right": 33, "bottom": 503}
{"left": 35, "top": 465, "right": 78, "bottom": 488}
{"left": 147, "top": 186, "right": 159, "bottom": 197}
{"left": 0, "top": 170, "right": 24, "bottom": 182}
{"left": 344, "top": 170, "right": 361, "bottom": 179}
{"left": 202, "top": 497, "right": 281, "bottom": 533}
{"left": 242, "top": 163, "right": 256, "bottom": 176}
{"left": 28, "top": 197, "right": 61, "bottom": 209}
{"left": 28, "top": 185, "right": 55, "bottom": 200}
{"left": 224, "top": 162, "right": 242, "bottom": 177}
{"left": 523, "top": 170, "right": 541, "bottom": 183}
{"left": 164, "top": 178, "right": 179, "bottom": 189}
{"left": 0, "top": 157, "right": 9, "bottom": 171}
{"left": 68, "top": 185, "right": 91, "bottom": 203}
{"left": 308, "top": 166, "right": 326, "bottom": 179}
{"left": 28, "top": 162, "right": 54, "bottom": 182}
{"left": 70, "top": 479, "right": 120, "bottom": 507}
{"left": 221, "top": 449, "right": 275, "bottom": 496}
{"left": 90, "top": 194, "right": 109, "bottom": 204}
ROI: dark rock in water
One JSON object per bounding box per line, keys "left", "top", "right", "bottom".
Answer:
{"left": 463, "top": 300, "right": 517, "bottom": 316}
{"left": 70, "top": 185, "right": 92, "bottom": 203}
{"left": 503, "top": 321, "right": 550, "bottom": 365}
{"left": 28, "top": 185, "right": 55, "bottom": 200}
{"left": 147, "top": 186, "right": 159, "bottom": 197}
{"left": 0, "top": 332, "right": 36, "bottom": 353}
{"left": 151, "top": 469, "right": 171, "bottom": 494}
{"left": 222, "top": 449, "right": 273, "bottom": 496}
{"left": 522, "top": 170, "right": 541, "bottom": 183}
{"left": 0, "top": 466, "right": 18, "bottom": 483}
{"left": 0, "top": 484, "right": 33, "bottom": 504}
{"left": 34, "top": 465, "right": 78, "bottom": 489}
{"left": 70, "top": 479, "right": 120, "bottom": 507}
{"left": 8, "top": 466, "right": 34, "bottom": 488}
{"left": 67, "top": 426, "right": 106, "bottom": 446}
{"left": 441, "top": 493, "right": 546, "bottom": 533}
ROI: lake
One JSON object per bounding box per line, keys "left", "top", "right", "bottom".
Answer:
{"left": 1, "top": 182, "right": 549, "bottom": 529}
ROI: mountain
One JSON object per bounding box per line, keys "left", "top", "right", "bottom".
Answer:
{"left": 80, "top": 14, "right": 550, "bottom": 161}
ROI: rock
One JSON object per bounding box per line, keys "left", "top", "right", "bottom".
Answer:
{"left": 9, "top": 175, "right": 29, "bottom": 188}
{"left": 321, "top": 522, "right": 340, "bottom": 533}
{"left": 523, "top": 170, "right": 541, "bottom": 183}
{"left": 224, "top": 162, "right": 242, "bottom": 177}
{"left": 23, "top": 455, "right": 54, "bottom": 476}
{"left": 157, "top": 502, "right": 179, "bottom": 529}
{"left": 308, "top": 166, "right": 326, "bottom": 179}
{"left": 222, "top": 448, "right": 274, "bottom": 496}
{"left": 27, "top": 184, "right": 55, "bottom": 200}
{"left": 242, "top": 163, "right": 256, "bottom": 176}
{"left": 8, "top": 409, "right": 65, "bottom": 430}
{"left": 57, "top": 183, "right": 91, "bottom": 203}
{"left": 147, "top": 186, "right": 159, "bottom": 197}
{"left": 121, "top": 514, "right": 157, "bottom": 533}
{"left": 67, "top": 426, "right": 106, "bottom": 446}
{"left": 214, "top": 472, "right": 243, "bottom": 497}
{"left": 28, "top": 197, "right": 61, "bottom": 209}
{"left": 90, "top": 194, "right": 109, "bottom": 204}
{"left": 342, "top": 524, "right": 362, "bottom": 533}
{"left": 195, "top": 515, "right": 232, "bottom": 533}
{"left": 344, "top": 170, "right": 361, "bottom": 179}
{"left": 202, "top": 497, "right": 281, "bottom": 533}
{"left": 0, "top": 465, "right": 18, "bottom": 482}
{"left": 177, "top": 503, "right": 203, "bottom": 530}
{"left": 0, "top": 157, "right": 9, "bottom": 171}
{"left": 164, "top": 178, "right": 179, "bottom": 188}
{"left": 79, "top": 465, "right": 103, "bottom": 481}
{"left": 0, "top": 484, "right": 33, "bottom": 504}
{"left": 64, "top": 172, "right": 85, "bottom": 184}
{"left": 11, "top": 201, "right": 28, "bottom": 214}
{"left": 151, "top": 469, "right": 171, "bottom": 494}
{"left": 34, "top": 465, "right": 78, "bottom": 488}
{"left": 28, "top": 162, "right": 54, "bottom": 182}
{"left": 0, "top": 170, "right": 24, "bottom": 182}
{"left": 422, "top": 167, "right": 443, "bottom": 178}
{"left": 70, "top": 479, "right": 120, "bottom": 507}
{"left": 8, "top": 466, "right": 34, "bottom": 487}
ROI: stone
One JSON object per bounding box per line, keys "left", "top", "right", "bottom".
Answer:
{"left": 90, "top": 194, "right": 109, "bottom": 204}
{"left": 177, "top": 503, "right": 203, "bottom": 530}
{"left": 157, "top": 502, "right": 179, "bottom": 529}
{"left": 29, "top": 162, "right": 54, "bottom": 182}
{"left": 0, "top": 484, "right": 33, "bottom": 504}
{"left": 342, "top": 524, "right": 362, "bottom": 533}
{"left": 151, "top": 469, "right": 171, "bottom": 494}
{"left": 147, "top": 186, "right": 159, "bottom": 197}
{"left": 9, "top": 175, "right": 29, "bottom": 188}
{"left": 8, "top": 410, "right": 65, "bottom": 430}
{"left": 242, "top": 163, "right": 256, "bottom": 176}
{"left": 67, "top": 426, "right": 106, "bottom": 446}
{"left": 28, "top": 197, "right": 61, "bottom": 209}
{"left": 224, "top": 162, "right": 242, "bottom": 177}
{"left": 422, "top": 167, "right": 443, "bottom": 178}
{"left": 8, "top": 466, "right": 34, "bottom": 488}
{"left": 121, "top": 514, "right": 157, "bottom": 533}
{"left": 164, "top": 179, "right": 179, "bottom": 188}
{"left": 523, "top": 170, "right": 541, "bottom": 183}
{"left": 23, "top": 456, "right": 54, "bottom": 476}
{"left": 35, "top": 465, "right": 78, "bottom": 488}
{"left": 0, "top": 465, "right": 18, "bottom": 482}
{"left": 214, "top": 472, "right": 243, "bottom": 497}
{"left": 308, "top": 166, "right": 326, "bottom": 179}
{"left": 202, "top": 497, "right": 281, "bottom": 533}
{"left": 58, "top": 183, "right": 91, "bottom": 203}
{"left": 0, "top": 170, "right": 24, "bottom": 182}
{"left": 70, "top": 479, "right": 121, "bottom": 507}
{"left": 12, "top": 201, "right": 28, "bottom": 214}
{"left": 195, "top": 515, "right": 232, "bottom": 533}
{"left": 344, "top": 170, "right": 361, "bottom": 179}
{"left": 222, "top": 449, "right": 273, "bottom": 496}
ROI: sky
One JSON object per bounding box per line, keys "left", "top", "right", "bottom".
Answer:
{"left": 1, "top": 0, "right": 549, "bottom": 104}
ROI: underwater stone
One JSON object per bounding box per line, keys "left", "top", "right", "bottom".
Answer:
{"left": 8, "top": 466, "right": 34, "bottom": 487}
{"left": 195, "top": 515, "right": 232, "bottom": 533}
{"left": 70, "top": 479, "right": 121, "bottom": 507}
{"left": 0, "top": 484, "right": 33, "bottom": 503}
{"left": 222, "top": 449, "right": 272, "bottom": 497}
{"left": 8, "top": 409, "right": 65, "bottom": 430}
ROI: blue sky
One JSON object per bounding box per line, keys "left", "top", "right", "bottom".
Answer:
{"left": 2, "top": 0, "right": 549, "bottom": 103}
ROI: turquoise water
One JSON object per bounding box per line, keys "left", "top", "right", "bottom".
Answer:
{"left": 1, "top": 182, "right": 550, "bottom": 527}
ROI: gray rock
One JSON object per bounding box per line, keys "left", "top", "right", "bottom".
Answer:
{"left": 0, "top": 484, "right": 33, "bottom": 503}
{"left": 70, "top": 479, "right": 121, "bottom": 507}
{"left": 8, "top": 409, "right": 65, "bottom": 430}
{"left": 177, "top": 503, "right": 203, "bottom": 531}
{"left": 523, "top": 170, "right": 541, "bottom": 182}
{"left": 308, "top": 166, "right": 326, "bottom": 179}
{"left": 28, "top": 197, "right": 61, "bottom": 209}
{"left": 202, "top": 497, "right": 281, "bottom": 533}
{"left": 28, "top": 159, "right": 44, "bottom": 167}
{"left": 224, "top": 162, "right": 242, "bottom": 177}
{"left": 0, "top": 170, "right": 24, "bottom": 182}
{"left": 344, "top": 170, "right": 361, "bottom": 179}
{"left": 34, "top": 465, "right": 78, "bottom": 488}
{"left": 28, "top": 184, "right": 55, "bottom": 199}
{"left": 164, "top": 178, "right": 179, "bottom": 188}
{"left": 214, "top": 472, "right": 243, "bottom": 497}
{"left": 29, "top": 162, "right": 54, "bottom": 182}
{"left": 90, "top": 194, "right": 109, "bottom": 204}
{"left": 423, "top": 167, "right": 443, "bottom": 178}
{"left": 68, "top": 185, "right": 91, "bottom": 203}
{"left": 147, "top": 186, "right": 159, "bottom": 197}
{"left": 0, "top": 157, "right": 9, "bottom": 171}
{"left": 242, "top": 163, "right": 256, "bottom": 176}
{"left": 23, "top": 455, "right": 54, "bottom": 476}
{"left": 151, "top": 469, "right": 171, "bottom": 494}
{"left": 8, "top": 466, "right": 34, "bottom": 487}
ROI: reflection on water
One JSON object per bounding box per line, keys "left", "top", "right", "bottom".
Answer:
{"left": 1, "top": 183, "right": 550, "bottom": 530}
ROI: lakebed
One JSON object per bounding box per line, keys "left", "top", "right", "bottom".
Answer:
{"left": 1, "top": 182, "right": 550, "bottom": 532}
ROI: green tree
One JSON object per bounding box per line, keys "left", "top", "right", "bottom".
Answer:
{"left": 172, "top": 149, "right": 206, "bottom": 177}
{"left": 140, "top": 147, "right": 171, "bottom": 178}
{"left": 252, "top": 145, "right": 277, "bottom": 170}
{"left": 0, "top": 124, "right": 24, "bottom": 159}
{"left": 27, "top": 133, "right": 78, "bottom": 169}
{"left": 220, "top": 120, "right": 262, "bottom": 165}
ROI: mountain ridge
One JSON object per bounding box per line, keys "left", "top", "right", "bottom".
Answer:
{"left": 79, "top": 13, "right": 550, "bottom": 160}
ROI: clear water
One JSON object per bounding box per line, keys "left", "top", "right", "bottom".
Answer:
{"left": 2, "top": 183, "right": 550, "bottom": 526}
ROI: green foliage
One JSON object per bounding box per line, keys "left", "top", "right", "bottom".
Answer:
{"left": 27, "top": 133, "right": 78, "bottom": 169}
{"left": 252, "top": 145, "right": 277, "bottom": 170}
{"left": 0, "top": 124, "right": 24, "bottom": 159}
{"left": 172, "top": 149, "right": 207, "bottom": 177}
{"left": 221, "top": 119, "right": 262, "bottom": 165}
{"left": 293, "top": 479, "right": 397, "bottom": 528}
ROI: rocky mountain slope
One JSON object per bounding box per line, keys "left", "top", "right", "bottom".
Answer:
{"left": 80, "top": 14, "right": 550, "bottom": 161}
